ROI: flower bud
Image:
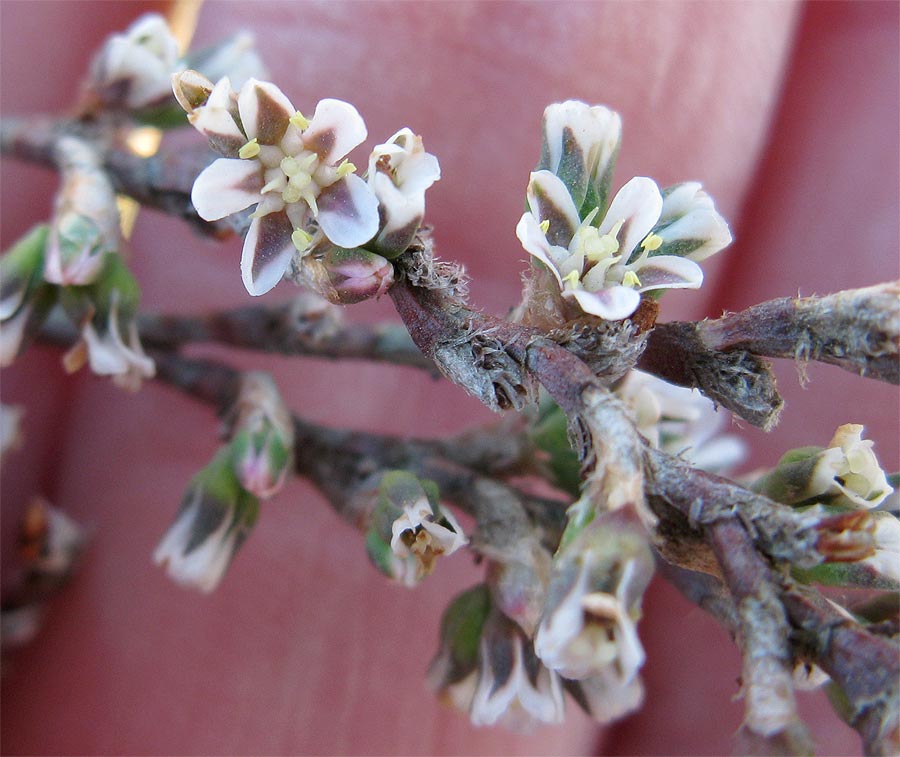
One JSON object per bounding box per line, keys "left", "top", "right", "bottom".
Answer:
{"left": 0, "top": 225, "right": 57, "bottom": 367}
{"left": 85, "top": 14, "right": 181, "bottom": 110}
{"left": 322, "top": 246, "right": 394, "bottom": 304}
{"left": 367, "top": 128, "right": 440, "bottom": 257}
{"left": 814, "top": 510, "right": 900, "bottom": 586}
{"left": 226, "top": 373, "right": 294, "bottom": 499}
{"left": 427, "top": 584, "right": 492, "bottom": 712}
{"left": 649, "top": 182, "right": 733, "bottom": 262}
{"left": 754, "top": 424, "right": 893, "bottom": 510}
{"left": 44, "top": 137, "right": 120, "bottom": 286}
{"left": 535, "top": 510, "right": 654, "bottom": 684}
{"left": 154, "top": 448, "right": 259, "bottom": 593}
{"left": 59, "top": 253, "right": 155, "bottom": 391}
{"left": 366, "top": 471, "right": 466, "bottom": 586}
{"left": 469, "top": 609, "right": 565, "bottom": 731}
{"left": 537, "top": 100, "right": 621, "bottom": 215}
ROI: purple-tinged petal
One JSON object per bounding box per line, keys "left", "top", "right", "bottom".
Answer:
{"left": 316, "top": 174, "right": 379, "bottom": 248}
{"left": 516, "top": 213, "right": 565, "bottom": 287}
{"left": 598, "top": 177, "right": 662, "bottom": 261}
{"left": 656, "top": 209, "right": 733, "bottom": 262}
{"left": 569, "top": 286, "right": 641, "bottom": 321}
{"left": 303, "top": 98, "right": 367, "bottom": 164}
{"left": 191, "top": 158, "right": 262, "bottom": 221}
{"left": 237, "top": 78, "right": 294, "bottom": 145}
{"left": 526, "top": 171, "right": 581, "bottom": 247}
{"left": 632, "top": 255, "right": 703, "bottom": 291}
{"left": 240, "top": 211, "right": 295, "bottom": 296}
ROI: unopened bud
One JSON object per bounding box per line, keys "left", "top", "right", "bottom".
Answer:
{"left": 171, "top": 69, "right": 215, "bottom": 113}
{"left": 0, "top": 225, "right": 57, "bottom": 367}
{"left": 154, "top": 447, "right": 259, "bottom": 593}
{"left": 322, "top": 247, "right": 394, "bottom": 304}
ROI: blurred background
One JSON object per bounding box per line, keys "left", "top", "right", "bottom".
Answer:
{"left": 1, "top": 1, "right": 897, "bottom": 754}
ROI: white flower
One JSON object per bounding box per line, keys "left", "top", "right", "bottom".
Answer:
{"left": 861, "top": 512, "right": 900, "bottom": 583}
{"left": 652, "top": 182, "right": 733, "bottom": 261}
{"left": 185, "top": 76, "right": 380, "bottom": 296}
{"left": 88, "top": 14, "right": 181, "bottom": 109}
{"left": 539, "top": 101, "right": 621, "bottom": 212}
{"left": 809, "top": 424, "right": 894, "bottom": 509}
{"left": 390, "top": 497, "right": 467, "bottom": 581}
{"left": 154, "top": 450, "right": 258, "bottom": 593}
{"left": 470, "top": 615, "right": 565, "bottom": 731}
{"left": 617, "top": 370, "right": 746, "bottom": 474}
{"left": 570, "top": 667, "right": 644, "bottom": 724}
{"left": 516, "top": 170, "right": 706, "bottom": 320}
{"left": 367, "top": 127, "right": 440, "bottom": 255}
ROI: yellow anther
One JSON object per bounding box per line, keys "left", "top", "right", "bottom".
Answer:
{"left": 641, "top": 232, "right": 663, "bottom": 251}
{"left": 336, "top": 159, "right": 356, "bottom": 178}
{"left": 539, "top": 219, "right": 550, "bottom": 234}
{"left": 622, "top": 270, "right": 642, "bottom": 288}
{"left": 238, "top": 138, "right": 260, "bottom": 159}
{"left": 290, "top": 111, "right": 309, "bottom": 130}
{"left": 291, "top": 228, "right": 312, "bottom": 252}
{"left": 280, "top": 156, "right": 300, "bottom": 176}
{"left": 561, "top": 270, "right": 581, "bottom": 290}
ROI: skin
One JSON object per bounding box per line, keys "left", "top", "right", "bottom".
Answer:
{"left": 1, "top": 1, "right": 897, "bottom": 754}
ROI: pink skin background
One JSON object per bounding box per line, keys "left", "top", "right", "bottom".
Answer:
{"left": 1, "top": 1, "right": 897, "bottom": 754}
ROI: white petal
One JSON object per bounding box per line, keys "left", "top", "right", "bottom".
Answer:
{"left": 237, "top": 78, "right": 294, "bottom": 145}
{"left": 516, "top": 213, "right": 565, "bottom": 287}
{"left": 240, "top": 212, "right": 295, "bottom": 296}
{"left": 303, "top": 98, "right": 368, "bottom": 164}
{"left": 657, "top": 209, "right": 733, "bottom": 261}
{"left": 191, "top": 158, "right": 261, "bottom": 221}
{"left": 598, "top": 177, "right": 662, "bottom": 261}
{"left": 316, "top": 174, "right": 380, "bottom": 248}
{"left": 396, "top": 152, "right": 441, "bottom": 196}
{"left": 569, "top": 286, "right": 641, "bottom": 320}
{"left": 658, "top": 182, "right": 710, "bottom": 223}
{"left": 526, "top": 171, "right": 581, "bottom": 246}
{"left": 632, "top": 255, "right": 704, "bottom": 291}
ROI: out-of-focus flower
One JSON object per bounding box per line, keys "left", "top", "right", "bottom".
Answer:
{"left": 154, "top": 448, "right": 259, "bottom": 593}
{"left": 185, "top": 32, "right": 267, "bottom": 91}
{"left": 86, "top": 14, "right": 181, "bottom": 110}
{"left": 567, "top": 667, "right": 644, "bottom": 725}
{"left": 469, "top": 610, "right": 565, "bottom": 731}
{"left": 178, "top": 73, "right": 379, "bottom": 296}
{"left": 366, "top": 472, "right": 466, "bottom": 586}
{"left": 538, "top": 100, "right": 621, "bottom": 215}
{"left": 44, "top": 137, "right": 120, "bottom": 287}
{"left": 815, "top": 509, "right": 900, "bottom": 586}
{"left": 754, "top": 424, "right": 893, "bottom": 510}
{"left": 0, "top": 404, "right": 24, "bottom": 462}
{"left": 226, "top": 372, "right": 294, "bottom": 499}
{"left": 19, "top": 497, "right": 86, "bottom": 578}
{"left": 535, "top": 511, "right": 653, "bottom": 691}
{"left": 367, "top": 128, "right": 440, "bottom": 257}
{"left": 60, "top": 253, "right": 154, "bottom": 392}
{"left": 0, "top": 225, "right": 57, "bottom": 367}
{"left": 517, "top": 171, "right": 704, "bottom": 320}
{"left": 617, "top": 369, "right": 745, "bottom": 474}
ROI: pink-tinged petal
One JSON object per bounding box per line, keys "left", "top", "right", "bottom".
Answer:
{"left": 632, "top": 255, "right": 704, "bottom": 291}
{"left": 240, "top": 212, "right": 295, "bottom": 296}
{"left": 598, "top": 177, "right": 662, "bottom": 261}
{"left": 237, "top": 78, "right": 294, "bottom": 145}
{"left": 526, "top": 171, "right": 581, "bottom": 247}
{"left": 656, "top": 209, "right": 733, "bottom": 261}
{"left": 515, "top": 213, "right": 565, "bottom": 287}
{"left": 303, "top": 98, "right": 367, "bottom": 164}
{"left": 191, "top": 158, "right": 262, "bottom": 221}
{"left": 316, "top": 174, "right": 380, "bottom": 248}
{"left": 569, "top": 286, "right": 641, "bottom": 321}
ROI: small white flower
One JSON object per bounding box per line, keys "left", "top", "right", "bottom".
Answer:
{"left": 185, "top": 76, "right": 379, "bottom": 296}
{"left": 88, "top": 14, "right": 182, "bottom": 109}
{"left": 517, "top": 171, "right": 706, "bottom": 320}
{"left": 390, "top": 497, "right": 467, "bottom": 580}
{"left": 861, "top": 512, "right": 900, "bottom": 583}
{"left": 570, "top": 667, "right": 645, "bottom": 724}
{"left": 470, "top": 615, "right": 565, "bottom": 731}
{"left": 809, "top": 424, "right": 893, "bottom": 509}
{"left": 653, "top": 182, "right": 733, "bottom": 261}
{"left": 367, "top": 128, "right": 440, "bottom": 255}
{"left": 618, "top": 370, "right": 745, "bottom": 474}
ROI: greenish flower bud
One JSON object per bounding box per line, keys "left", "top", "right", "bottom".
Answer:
{"left": 154, "top": 447, "right": 259, "bottom": 593}
{"left": 0, "top": 225, "right": 57, "bottom": 367}
{"left": 322, "top": 246, "right": 394, "bottom": 304}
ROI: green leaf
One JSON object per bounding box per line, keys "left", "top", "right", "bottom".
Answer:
{"left": 439, "top": 584, "right": 491, "bottom": 674}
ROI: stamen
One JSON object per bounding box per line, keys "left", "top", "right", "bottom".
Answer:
{"left": 238, "top": 138, "right": 260, "bottom": 159}
{"left": 290, "top": 111, "right": 309, "bottom": 130}
{"left": 622, "top": 270, "right": 642, "bottom": 288}
{"left": 291, "top": 228, "right": 312, "bottom": 252}
{"left": 641, "top": 232, "right": 663, "bottom": 251}
{"left": 539, "top": 219, "right": 550, "bottom": 234}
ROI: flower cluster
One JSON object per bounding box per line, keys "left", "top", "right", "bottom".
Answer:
{"left": 175, "top": 72, "right": 439, "bottom": 297}
{"left": 517, "top": 101, "right": 731, "bottom": 321}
